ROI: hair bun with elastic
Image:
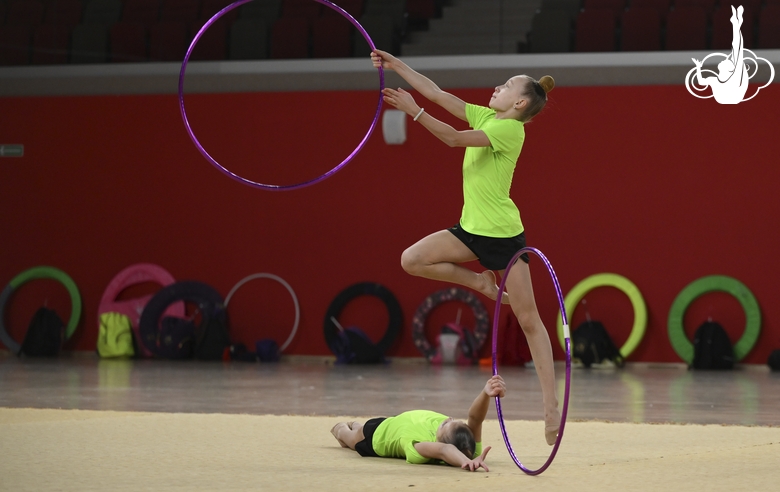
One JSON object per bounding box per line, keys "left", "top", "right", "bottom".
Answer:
{"left": 539, "top": 75, "right": 555, "bottom": 94}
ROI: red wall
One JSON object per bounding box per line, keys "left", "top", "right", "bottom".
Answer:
{"left": 1, "top": 84, "right": 778, "bottom": 363}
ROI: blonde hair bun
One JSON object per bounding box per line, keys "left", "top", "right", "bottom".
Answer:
{"left": 539, "top": 75, "right": 555, "bottom": 94}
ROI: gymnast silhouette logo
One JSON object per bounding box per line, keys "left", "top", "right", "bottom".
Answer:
{"left": 685, "top": 5, "right": 774, "bottom": 104}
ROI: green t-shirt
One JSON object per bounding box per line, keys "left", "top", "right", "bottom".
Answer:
{"left": 461, "top": 103, "right": 525, "bottom": 238}
{"left": 372, "top": 410, "right": 482, "bottom": 464}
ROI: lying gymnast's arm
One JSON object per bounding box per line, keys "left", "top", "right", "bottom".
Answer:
{"left": 413, "top": 441, "right": 492, "bottom": 471}
{"left": 468, "top": 375, "right": 506, "bottom": 444}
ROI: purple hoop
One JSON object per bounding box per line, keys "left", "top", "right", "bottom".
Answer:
{"left": 178, "top": 0, "right": 385, "bottom": 191}
{"left": 492, "top": 247, "right": 572, "bottom": 475}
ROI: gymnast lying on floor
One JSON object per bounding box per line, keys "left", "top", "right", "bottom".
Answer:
{"left": 330, "top": 375, "right": 505, "bottom": 471}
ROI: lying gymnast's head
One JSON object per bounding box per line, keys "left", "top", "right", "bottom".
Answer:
{"left": 436, "top": 417, "right": 476, "bottom": 458}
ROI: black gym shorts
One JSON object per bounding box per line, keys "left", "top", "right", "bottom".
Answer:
{"left": 355, "top": 417, "right": 387, "bottom": 457}
{"left": 448, "top": 223, "right": 530, "bottom": 270}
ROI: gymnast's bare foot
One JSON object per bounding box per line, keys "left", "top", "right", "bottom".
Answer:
{"left": 479, "top": 270, "right": 510, "bottom": 304}
{"left": 331, "top": 422, "right": 349, "bottom": 448}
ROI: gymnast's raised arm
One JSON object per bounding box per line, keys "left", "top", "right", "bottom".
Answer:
{"left": 371, "top": 50, "right": 468, "bottom": 122}
{"left": 467, "top": 375, "right": 506, "bottom": 443}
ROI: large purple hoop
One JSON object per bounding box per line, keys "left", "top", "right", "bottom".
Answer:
{"left": 178, "top": 0, "right": 385, "bottom": 191}
{"left": 492, "top": 247, "right": 572, "bottom": 475}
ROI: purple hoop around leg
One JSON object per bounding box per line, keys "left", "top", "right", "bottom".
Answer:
{"left": 178, "top": 0, "right": 385, "bottom": 191}
{"left": 492, "top": 247, "right": 572, "bottom": 475}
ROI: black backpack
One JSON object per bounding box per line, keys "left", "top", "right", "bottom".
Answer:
{"left": 768, "top": 350, "right": 780, "bottom": 371}
{"left": 139, "top": 281, "right": 230, "bottom": 360}
{"left": 572, "top": 320, "right": 624, "bottom": 368}
{"left": 20, "top": 307, "right": 64, "bottom": 357}
{"left": 193, "top": 307, "right": 231, "bottom": 360}
{"left": 692, "top": 321, "right": 734, "bottom": 370}
{"left": 157, "top": 316, "right": 195, "bottom": 359}
{"left": 329, "top": 326, "right": 386, "bottom": 364}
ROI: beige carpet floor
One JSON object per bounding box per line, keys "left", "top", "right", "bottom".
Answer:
{"left": 1, "top": 408, "right": 777, "bottom": 491}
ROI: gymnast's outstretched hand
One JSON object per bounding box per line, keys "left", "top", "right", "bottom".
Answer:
{"left": 461, "top": 446, "right": 491, "bottom": 472}
{"left": 381, "top": 87, "right": 420, "bottom": 117}
{"left": 371, "top": 49, "right": 399, "bottom": 71}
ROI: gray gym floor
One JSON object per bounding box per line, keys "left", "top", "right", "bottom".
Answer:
{"left": 1, "top": 355, "right": 777, "bottom": 426}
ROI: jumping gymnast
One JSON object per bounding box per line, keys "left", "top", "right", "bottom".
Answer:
{"left": 692, "top": 5, "right": 748, "bottom": 104}
{"left": 371, "top": 50, "right": 559, "bottom": 445}
{"left": 331, "top": 375, "right": 505, "bottom": 471}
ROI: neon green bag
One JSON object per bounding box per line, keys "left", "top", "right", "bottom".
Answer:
{"left": 97, "top": 312, "right": 135, "bottom": 358}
